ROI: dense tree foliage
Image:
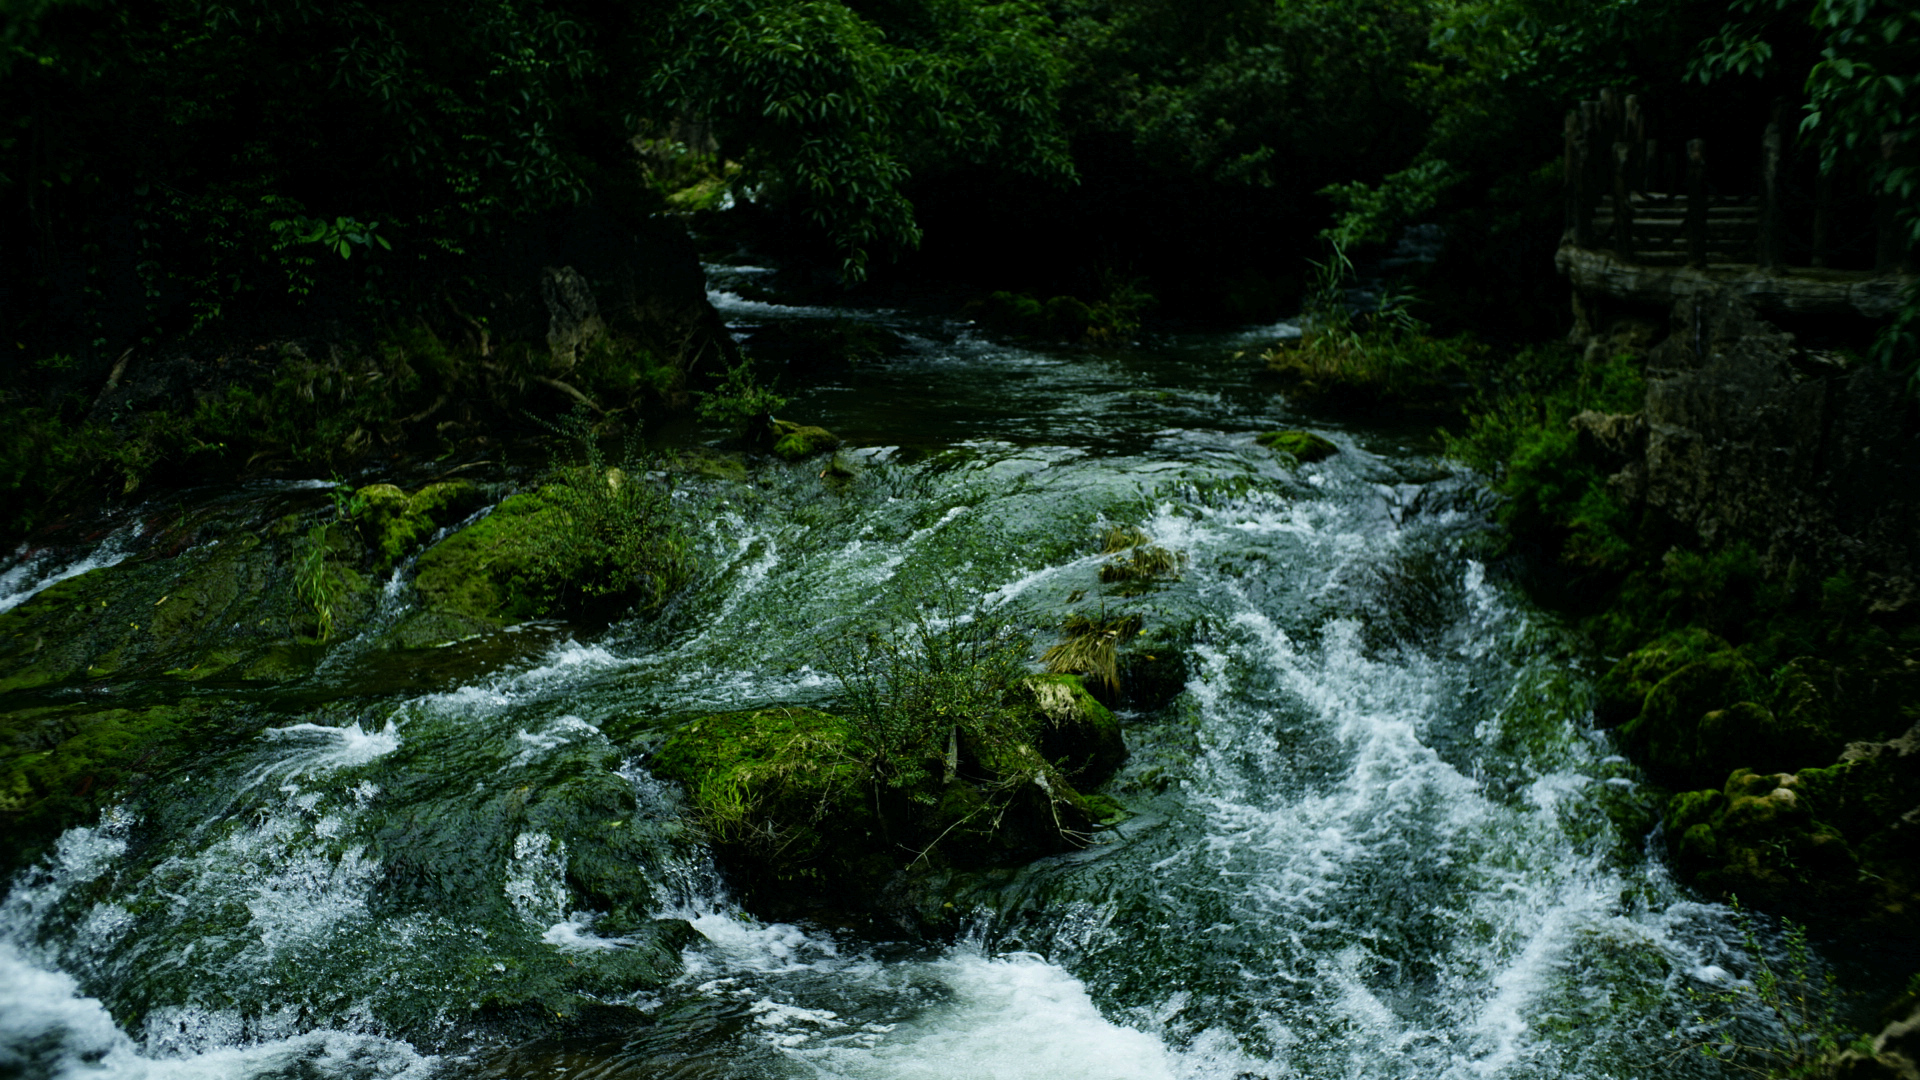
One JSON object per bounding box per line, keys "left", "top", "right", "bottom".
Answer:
{"left": 3, "top": 0, "right": 1912, "bottom": 388}
{"left": 0, "top": 0, "right": 1074, "bottom": 388}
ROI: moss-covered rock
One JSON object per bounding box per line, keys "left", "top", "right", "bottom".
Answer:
{"left": 1022, "top": 674, "right": 1126, "bottom": 784}
{"left": 400, "top": 472, "right": 693, "bottom": 644}
{"left": 648, "top": 707, "right": 893, "bottom": 902}
{"left": 647, "top": 702, "right": 1119, "bottom": 915}
{"left": 0, "top": 523, "right": 379, "bottom": 692}
{"left": 1666, "top": 730, "right": 1920, "bottom": 925}
{"left": 1667, "top": 768, "right": 1859, "bottom": 906}
{"left": 767, "top": 419, "right": 841, "bottom": 461}
{"left": 741, "top": 319, "right": 907, "bottom": 374}
{"left": 405, "top": 492, "right": 560, "bottom": 641}
{"left": 1593, "top": 627, "right": 1731, "bottom": 728}
{"left": 1618, "top": 649, "right": 1766, "bottom": 787}
{"left": 1256, "top": 430, "right": 1339, "bottom": 464}
{"left": 354, "top": 480, "right": 487, "bottom": 571}
{"left": 0, "top": 700, "right": 219, "bottom": 875}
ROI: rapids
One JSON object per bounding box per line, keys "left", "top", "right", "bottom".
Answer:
{"left": 2, "top": 276, "right": 1798, "bottom": 1080}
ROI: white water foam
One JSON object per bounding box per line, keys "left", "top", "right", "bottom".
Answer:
{"left": 240, "top": 722, "right": 400, "bottom": 793}
{"left": 0, "top": 524, "right": 140, "bottom": 615}
{"left": 794, "top": 952, "right": 1178, "bottom": 1080}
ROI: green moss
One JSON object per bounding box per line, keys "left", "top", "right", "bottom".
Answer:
{"left": 1255, "top": 430, "right": 1339, "bottom": 463}
{"left": 649, "top": 708, "right": 891, "bottom": 896}
{"left": 403, "top": 467, "right": 696, "bottom": 641}
{"left": 354, "top": 480, "right": 486, "bottom": 571}
{"left": 968, "top": 285, "right": 1152, "bottom": 344}
{"left": 647, "top": 692, "right": 1122, "bottom": 914}
{"left": 0, "top": 700, "right": 219, "bottom": 875}
{"left": 1262, "top": 330, "right": 1488, "bottom": 410}
{"left": 768, "top": 419, "right": 841, "bottom": 461}
{"left": 1022, "top": 673, "right": 1127, "bottom": 784}
{"left": 0, "top": 521, "right": 382, "bottom": 692}
{"left": 1618, "top": 651, "right": 1765, "bottom": 787}
{"left": 1593, "top": 628, "right": 1731, "bottom": 728}
{"left": 408, "top": 492, "right": 560, "bottom": 633}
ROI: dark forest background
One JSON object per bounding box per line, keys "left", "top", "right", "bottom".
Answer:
{"left": 1, "top": 0, "right": 1914, "bottom": 524}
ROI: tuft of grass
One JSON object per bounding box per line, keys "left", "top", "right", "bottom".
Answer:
{"left": 525, "top": 408, "right": 701, "bottom": 618}
{"left": 1099, "top": 545, "right": 1184, "bottom": 591}
{"left": 831, "top": 607, "right": 1034, "bottom": 795}
{"left": 1042, "top": 612, "right": 1142, "bottom": 693}
{"left": 293, "top": 525, "right": 338, "bottom": 642}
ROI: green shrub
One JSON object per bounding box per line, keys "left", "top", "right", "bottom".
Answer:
{"left": 695, "top": 359, "right": 787, "bottom": 434}
{"left": 831, "top": 607, "right": 1036, "bottom": 795}
{"left": 525, "top": 415, "right": 700, "bottom": 618}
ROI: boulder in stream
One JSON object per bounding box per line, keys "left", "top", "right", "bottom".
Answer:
{"left": 647, "top": 695, "right": 1125, "bottom": 916}
{"left": 1256, "top": 429, "right": 1339, "bottom": 464}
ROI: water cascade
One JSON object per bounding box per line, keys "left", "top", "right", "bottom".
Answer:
{"left": 2, "top": 279, "right": 1787, "bottom": 1080}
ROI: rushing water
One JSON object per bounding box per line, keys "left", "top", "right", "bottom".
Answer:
{"left": 4, "top": 275, "right": 1785, "bottom": 1080}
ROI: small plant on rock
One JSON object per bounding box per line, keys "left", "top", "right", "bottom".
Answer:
{"left": 695, "top": 358, "right": 787, "bottom": 435}
{"left": 832, "top": 604, "right": 1036, "bottom": 797}
{"left": 529, "top": 408, "right": 701, "bottom": 617}
{"left": 1675, "top": 899, "right": 1870, "bottom": 1078}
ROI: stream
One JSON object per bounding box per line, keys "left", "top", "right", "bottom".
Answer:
{"left": 2, "top": 271, "right": 1783, "bottom": 1079}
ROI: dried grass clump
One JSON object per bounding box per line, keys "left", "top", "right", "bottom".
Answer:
{"left": 1042, "top": 612, "right": 1142, "bottom": 692}
{"left": 1099, "top": 545, "right": 1183, "bottom": 585}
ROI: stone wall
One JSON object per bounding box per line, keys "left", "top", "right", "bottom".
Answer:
{"left": 1581, "top": 288, "right": 1920, "bottom": 610}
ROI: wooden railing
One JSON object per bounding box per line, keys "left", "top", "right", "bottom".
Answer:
{"left": 1564, "top": 89, "right": 1910, "bottom": 275}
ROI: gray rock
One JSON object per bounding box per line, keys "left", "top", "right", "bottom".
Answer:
{"left": 1619, "top": 289, "right": 1920, "bottom": 607}
{"left": 542, "top": 265, "right": 604, "bottom": 370}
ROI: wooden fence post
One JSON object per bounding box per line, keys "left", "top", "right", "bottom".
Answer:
{"left": 1565, "top": 110, "right": 1584, "bottom": 241}
{"left": 1573, "top": 102, "right": 1599, "bottom": 247}
{"left": 1613, "top": 141, "right": 1635, "bottom": 260}
{"left": 1624, "top": 95, "right": 1645, "bottom": 193}
{"left": 1877, "top": 132, "right": 1911, "bottom": 274}
{"left": 1811, "top": 168, "right": 1834, "bottom": 268}
{"left": 1759, "top": 119, "right": 1785, "bottom": 271}
{"left": 1686, "top": 139, "right": 1708, "bottom": 268}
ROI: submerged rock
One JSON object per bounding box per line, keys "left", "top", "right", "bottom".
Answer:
{"left": 0, "top": 700, "right": 219, "bottom": 876}
{"left": 1256, "top": 430, "right": 1339, "bottom": 464}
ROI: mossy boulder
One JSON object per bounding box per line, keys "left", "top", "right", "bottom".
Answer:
{"left": 1593, "top": 627, "right": 1731, "bottom": 728}
{"left": 741, "top": 319, "right": 907, "bottom": 374}
{"left": 354, "top": 480, "right": 487, "bottom": 571}
{"left": 1666, "top": 730, "right": 1920, "bottom": 924}
{"left": 1668, "top": 769, "right": 1859, "bottom": 906}
{"left": 1256, "top": 430, "right": 1339, "bottom": 464}
{"left": 1021, "top": 674, "right": 1126, "bottom": 784}
{"left": 648, "top": 707, "right": 894, "bottom": 903}
{"left": 1618, "top": 649, "right": 1766, "bottom": 787}
{"left": 400, "top": 474, "right": 692, "bottom": 644}
{"left": 767, "top": 418, "right": 841, "bottom": 461}
{"left": 405, "top": 492, "right": 561, "bottom": 642}
{"left": 648, "top": 703, "right": 1118, "bottom": 915}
